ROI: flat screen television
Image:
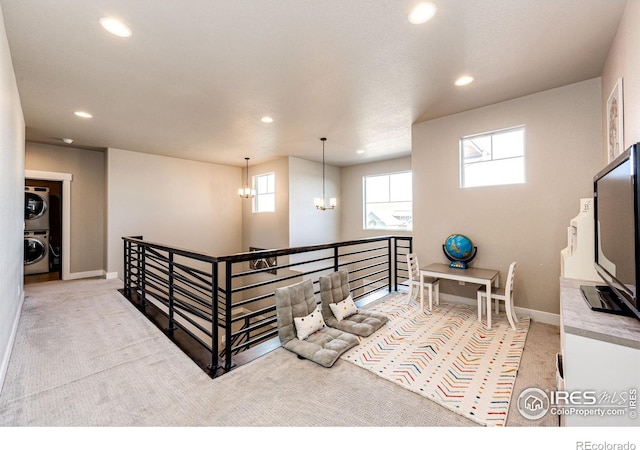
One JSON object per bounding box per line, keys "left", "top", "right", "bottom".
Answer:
{"left": 581, "top": 143, "right": 640, "bottom": 320}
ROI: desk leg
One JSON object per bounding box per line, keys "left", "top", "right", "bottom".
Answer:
{"left": 427, "top": 278, "right": 433, "bottom": 311}
{"left": 486, "top": 281, "right": 492, "bottom": 329}
{"left": 419, "top": 279, "right": 424, "bottom": 311}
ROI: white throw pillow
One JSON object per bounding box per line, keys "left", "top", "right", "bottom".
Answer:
{"left": 293, "top": 306, "right": 326, "bottom": 340}
{"left": 329, "top": 294, "right": 358, "bottom": 321}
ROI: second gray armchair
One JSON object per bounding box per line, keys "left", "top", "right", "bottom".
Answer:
{"left": 319, "top": 269, "right": 388, "bottom": 337}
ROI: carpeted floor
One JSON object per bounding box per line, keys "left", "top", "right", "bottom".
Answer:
{"left": 0, "top": 278, "right": 560, "bottom": 428}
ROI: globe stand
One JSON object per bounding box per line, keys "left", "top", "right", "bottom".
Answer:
{"left": 442, "top": 244, "right": 477, "bottom": 269}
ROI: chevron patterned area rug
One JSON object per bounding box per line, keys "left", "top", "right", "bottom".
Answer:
{"left": 341, "top": 292, "right": 530, "bottom": 427}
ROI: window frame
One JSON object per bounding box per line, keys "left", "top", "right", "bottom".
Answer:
{"left": 253, "top": 172, "right": 275, "bottom": 213}
{"left": 362, "top": 170, "right": 413, "bottom": 231}
{"left": 459, "top": 126, "right": 526, "bottom": 189}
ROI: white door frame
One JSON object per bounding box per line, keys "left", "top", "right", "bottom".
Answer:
{"left": 25, "top": 170, "right": 72, "bottom": 280}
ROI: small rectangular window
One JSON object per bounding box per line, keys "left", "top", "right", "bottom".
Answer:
{"left": 363, "top": 171, "right": 412, "bottom": 231}
{"left": 253, "top": 172, "right": 275, "bottom": 212}
{"left": 460, "top": 126, "right": 525, "bottom": 188}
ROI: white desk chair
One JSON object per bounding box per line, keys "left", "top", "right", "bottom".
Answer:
{"left": 476, "top": 261, "right": 518, "bottom": 329}
{"left": 406, "top": 253, "right": 440, "bottom": 311}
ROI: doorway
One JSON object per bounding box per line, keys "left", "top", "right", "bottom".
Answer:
{"left": 24, "top": 178, "right": 62, "bottom": 284}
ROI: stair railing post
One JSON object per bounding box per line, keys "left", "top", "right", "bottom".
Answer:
{"left": 167, "top": 252, "right": 175, "bottom": 337}
{"left": 123, "top": 238, "right": 130, "bottom": 296}
{"left": 224, "top": 260, "right": 233, "bottom": 371}
{"left": 393, "top": 237, "right": 398, "bottom": 292}
{"left": 333, "top": 246, "right": 339, "bottom": 272}
{"left": 140, "top": 244, "right": 147, "bottom": 311}
{"left": 210, "top": 259, "right": 220, "bottom": 376}
{"left": 388, "top": 237, "right": 393, "bottom": 292}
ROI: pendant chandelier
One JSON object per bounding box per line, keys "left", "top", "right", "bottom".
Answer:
{"left": 238, "top": 157, "right": 255, "bottom": 198}
{"left": 314, "top": 137, "right": 336, "bottom": 210}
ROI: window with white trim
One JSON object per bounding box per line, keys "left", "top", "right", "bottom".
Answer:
{"left": 363, "top": 171, "right": 412, "bottom": 231}
{"left": 253, "top": 172, "right": 275, "bottom": 212}
{"left": 460, "top": 126, "right": 525, "bottom": 188}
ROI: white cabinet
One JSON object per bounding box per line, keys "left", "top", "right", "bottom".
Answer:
{"left": 559, "top": 278, "right": 640, "bottom": 426}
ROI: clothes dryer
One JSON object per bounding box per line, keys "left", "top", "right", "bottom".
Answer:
{"left": 24, "top": 230, "right": 49, "bottom": 275}
{"left": 25, "top": 186, "right": 50, "bottom": 231}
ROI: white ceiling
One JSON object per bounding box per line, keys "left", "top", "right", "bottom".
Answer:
{"left": 0, "top": 0, "right": 627, "bottom": 167}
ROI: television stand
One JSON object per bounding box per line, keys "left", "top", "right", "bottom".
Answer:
{"left": 580, "top": 284, "right": 634, "bottom": 317}
{"left": 561, "top": 279, "right": 640, "bottom": 426}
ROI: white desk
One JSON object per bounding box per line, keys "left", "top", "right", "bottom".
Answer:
{"left": 420, "top": 263, "right": 500, "bottom": 328}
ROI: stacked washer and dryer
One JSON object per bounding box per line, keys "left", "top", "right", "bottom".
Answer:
{"left": 24, "top": 186, "right": 50, "bottom": 275}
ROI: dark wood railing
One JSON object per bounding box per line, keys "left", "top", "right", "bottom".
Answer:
{"left": 122, "top": 235, "right": 412, "bottom": 377}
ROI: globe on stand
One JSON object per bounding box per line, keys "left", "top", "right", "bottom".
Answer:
{"left": 443, "top": 234, "right": 477, "bottom": 269}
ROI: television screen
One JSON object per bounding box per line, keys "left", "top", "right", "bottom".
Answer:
{"left": 592, "top": 143, "right": 640, "bottom": 319}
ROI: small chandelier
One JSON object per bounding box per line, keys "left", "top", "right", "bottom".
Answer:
{"left": 238, "top": 157, "right": 255, "bottom": 198}
{"left": 314, "top": 137, "right": 336, "bottom": 210}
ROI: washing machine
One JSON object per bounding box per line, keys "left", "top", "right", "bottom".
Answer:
{"left": 24, "top": 230, "right": 49, "bottom": 275}
{"left": 25, "top": 186, "right": 50, "bottom": 231}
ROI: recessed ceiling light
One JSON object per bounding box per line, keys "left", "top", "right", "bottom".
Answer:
{"left": 99, "top": 17, "right": 132, "bottom": 38}
{"left": 74, "top": 111, "right": 93, "bottom": 119}
{"left": 261, "top": 116, "right": 274, "bottom": 123}
{"left": 408, "top": 2, "right": 437, "bottom": 24}
{"left": 455, "top": 75, "right": 474, "bottom": 87}
{"left": 356, "top": 150, "right": 365, "bottom": 154}
{"left": 62, "top": 138, "right": 74, "bottom": 144}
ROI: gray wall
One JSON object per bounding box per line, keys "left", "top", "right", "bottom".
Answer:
{"left": 241, "top": 157, "right": 290, "bottom": 252}
{"left": 289, "top": 156, "right": 340, "bottom": 247}
{"left": 602, "top": 0, "right": 640, "bottom": 160}
{"left": 412, "top": 78, "right": 602, "bottom": 316}
{"left": 25, "top": 142, "right": 105, "bottom": 274}
{"left": 240, "top": 155, "right": 341, "bottom": 251}
{"left": 0, "top": 3, "right": 25, "bottom": 389}
{"left": 106, "top": 148, "right": 243, "bottom": 279}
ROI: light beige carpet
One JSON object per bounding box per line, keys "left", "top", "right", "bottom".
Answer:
{"left": 0, "top": 278, "right": 560, "bottom": 428}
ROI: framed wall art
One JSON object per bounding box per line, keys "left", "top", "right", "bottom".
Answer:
{"left": 607, "top": 78, "right": 624, "bottom": 162}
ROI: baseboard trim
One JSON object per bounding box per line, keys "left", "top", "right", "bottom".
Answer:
{"left": 104, "top": 272, "right": 119, "bottom": 280}
{"left": 439, "top": 293, "right": 560, "bottom": 326}
{"left": 65, "top": 269, "right": 105, "bottom": 280}
{"left": 0, "top": 289, "right": 25, "bottom": 394}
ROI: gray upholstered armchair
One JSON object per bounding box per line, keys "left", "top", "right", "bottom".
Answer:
{"left": 275, "top": 278, "right": 359, "bottom": 367}
{"left": 319, "top": 269, "right": 388, "bottom": 337}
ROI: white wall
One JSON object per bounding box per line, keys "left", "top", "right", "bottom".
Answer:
{"left": 412, "top": 78, "right": 602, "bottom": 315}
{"left": 106, "top": 148, "right": 243, "bottom": 279}
{"left": 0, "top": 3, "right": 25, "bottom": 391}
{"left": 602, "top": 0, "right": 640, "bottom": 162}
